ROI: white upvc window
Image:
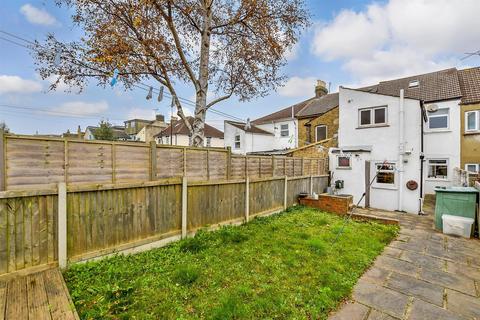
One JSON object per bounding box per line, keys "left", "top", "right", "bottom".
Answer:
{"left": 427, "top": 159, "right": 448, "bottom": 180}
{"left": 336, "top": 155, "right": 351, "bottom": 169}
{"left": 234, "top": 135, "right": 241, "bottom": 149}
{"left": 358, "top": 106, "right": 387, "bottom": 127}
{"left": 205, "top": 137, "right": 212, "bottom": 147}
{"left": 465, "top": 110, "right": 480, "bottom": 132}
{"left": 427, "top": 107, "right": 449, "bottom": 130}
{"left": 315, "top": 125, "right": 327, "bottom": 141}
{"left": 465, "top": 164, "right": 480, "bottom": 173}
{"left": 375, "top": 162, "right": 396, "bottom": 185}
{"left": 280, "top": 124, "right": 289, "bottom": 137}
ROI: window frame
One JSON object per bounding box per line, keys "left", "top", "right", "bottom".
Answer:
{"left": 280, "top": 124, "right": 289, "bottom": 137}
{"left": 427, "top": 107, "right": 450, "bottom": 131}
{"left": 205, "top": 137, "right": 212, "bottom": 147}
{"left": 358, "top": 106, "right": 388, "bottom": 128}
{"left": 373, "top": 162, "right": 396, "bottom": 188}
{"left": 465, "top": 110, "right": 480, "bottom": 132}
{"left": 426, "top": 158, "right": 449, "bottom": 180}
{"left": 465, "top": 163, "right": 479, "bottom": 173}
{"left": 336, "top": 155, "right": 351, "bottom": 169}
{"left": 234, "top": 134, "right": 241, "bottom": 149}
{"left": 315, "top": 125, "right": 327, "bottom": 142}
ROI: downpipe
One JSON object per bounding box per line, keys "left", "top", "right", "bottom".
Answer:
{"left": 398, "top": 89, "right": 405, "bottom": 212}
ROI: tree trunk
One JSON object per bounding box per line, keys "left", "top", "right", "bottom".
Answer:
{"left": 191, "top": 2, "right": 212, "bottom": 147}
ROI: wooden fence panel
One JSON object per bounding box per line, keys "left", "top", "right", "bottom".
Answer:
{"left": 285, "top": 159, "right": 294, "bottom": 177}
{"left": 208, "top": 151, "right": 227, "bottom": 180}
{"left": 67, "top": 142, "right": 113, "bottom": 184}
{"left": 294, "top": 158, "right": 303, "bottom": 176}
{"left": 0, "top": 194, "right": 57, "bottom": 275}
{"left": 156, "top": 147, "right": 183, "bottom": 178}
{"left": 312, "top": 176, "right": 328, "bottom": 194}
{"left": 187, "top": 182, "right": 245, "bottom": 229}
{"left": 247, "top": 157, "right": 260, "bottom": 178}
{"left": 249, "top": 179, "right": 284, "bottom": 215}
{"left": 287, "top": 177, "right": 311, "bottom": 206}
{"left": 186, "top": 150, "right": 208, "bottom": 180}
{"left": 115, "top": 145, "right": 150, "bottom": 183}
{"left": 67, "top": 183, "right": 182, "bottom": 259}
{"left": 5, "top": 138, "right": 65, "bottom": 190}
{"left": 260, "top": 157, "right": 273, "bottom": 177}
{"left": 230, "top": 156, "right": 246, "bottom": 179}
{"left": 274, "top": 158, "right": 285, "bottom": 176}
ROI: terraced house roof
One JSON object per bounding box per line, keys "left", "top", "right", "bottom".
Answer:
{"left": 295, "top": 93, "right": 339, "bottom": 118}
{"left": 358, "top": 68, "right": 463, "bottom": 103}
{"left": 457, "top": 67, "right": 480, "bottom": 105}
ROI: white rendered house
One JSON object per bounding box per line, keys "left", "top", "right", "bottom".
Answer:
{"left": 330, "top": 69, "right": 462, "bottom": 214}
{"left": 224, "top": 121, "right": 274, "bottom": 154}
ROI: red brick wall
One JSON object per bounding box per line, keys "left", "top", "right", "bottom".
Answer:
{"left": 300, "top": 194, "right": 352, "bottom": 215}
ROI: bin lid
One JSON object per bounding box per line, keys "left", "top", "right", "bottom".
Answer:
{"left": 441, "top": 214, "right": 474, "bottom": 223}
{"left": 434, "top": 186, "right": 479, "bottom": 193}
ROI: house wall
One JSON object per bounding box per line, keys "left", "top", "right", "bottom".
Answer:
{"left": 297, "top": 107, "right": 339, "bottom": 147}
{"left": 156, "top": 134, "right": 223, "bottom": 147}
{"left": 460, "top": 103, "right": 480, "bottom": 169}
{"left": 84, "top": 128, "right": 95, "bottom": 140}
{"left": 255, "top": 119, "right": 297, "bottom": 149}
{"left": 224, "top": 122, "right": 274, "bottom": 154}
{"left": 422, "top": 99, "right": 461, "bottom": 193}
{"left": 331, "top": 87, "right": 422, "bottom": 214}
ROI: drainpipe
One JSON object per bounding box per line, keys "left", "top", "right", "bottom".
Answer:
{"left": 398, "top": 89, "right": 405, "bottom": 212}
{"left": 419, "top": 100, "right": 426, "bottom": 215}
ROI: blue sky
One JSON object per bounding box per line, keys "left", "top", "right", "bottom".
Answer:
{"left": 1, "top": 0, "right": 479, "bottom": 134}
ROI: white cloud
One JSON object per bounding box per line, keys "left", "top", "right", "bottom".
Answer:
{"left": 278, "top": 76, "right": 316, "bottom": 98}
{"left": 127, "top": 108, "right": 155, "bottom": 120}
{"left": 44, "top": 75, "right": 73, "bottom": 92}
{"left": 20, "top": 4, "right": 58, "bottom": 26}
{"left": 0, "top": 75, "right": 42, "bottom": 95}
{"left": 312, "top": 0, "right": 480, "bottom": 84}
{"left": 53, "top": 101, "right": 109, "bottom": 116}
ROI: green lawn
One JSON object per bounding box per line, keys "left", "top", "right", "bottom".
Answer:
{"left": 65, "top": 206, "right": 398, "bottom": 319}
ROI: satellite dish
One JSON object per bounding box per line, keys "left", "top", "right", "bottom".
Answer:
{"left": 426, "top": 104, "right": 439, "bottom": 112}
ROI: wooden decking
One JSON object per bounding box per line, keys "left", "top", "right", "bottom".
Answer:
{"left": 0, "top": 268, "right": 78, "bottom": 320}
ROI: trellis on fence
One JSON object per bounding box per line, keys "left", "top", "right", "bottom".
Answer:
{"left": 0, "top": 133, "right": 328, "bottom": 191}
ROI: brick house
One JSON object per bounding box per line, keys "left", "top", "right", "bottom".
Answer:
{"left": 458, "top": 67, "right": 480, "bottom": 174}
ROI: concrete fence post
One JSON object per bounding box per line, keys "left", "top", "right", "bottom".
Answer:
{"left": 57, "top": 182, "right": 67, "bottom": 269}
{"left": 284, "top": 176, "right": 288, "bottom": 210}
{"left": 245, "top": 177, "right": 250, "bottom": 222}
{"left": 182, "top": 176, "right": 188, "bottom": 238}
{"left": 310, "top": 175, "right": 313, "bottom": 195}
{"left": 150, "top": 141, "right": 157, "bottom": 181}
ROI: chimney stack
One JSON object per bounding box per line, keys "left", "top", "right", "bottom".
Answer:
{"left": 315, "top": 80, "right": 328, "bottom": 98}
{"left": 156, "top": 114, "right": 165, "bottom": 122}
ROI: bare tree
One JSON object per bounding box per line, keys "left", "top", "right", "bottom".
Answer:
{"left": 34, "top": 0, "right": 309, "bottom": 146}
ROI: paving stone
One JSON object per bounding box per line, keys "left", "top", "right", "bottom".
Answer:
{"left": 353, "top": 280, "right": 409, "bottom": 319}
{"left": 385, "top": 272, "right": 444, "bottom": 307}
{"left": 330, "top": 302, "right": 370, "bottom": 320}
{"left": 425, "top": 245, "right": 469, "bottom": 264}
{"left": 367, "top": 309, "right": 399, "bottom": 320}
{"left": 446, "top": 261, "right": 480, "bottom": 281}
{"left": 396, "top": 234, "right": 410, "bottom": 242}
{"left": 408, "top": 299, "right": 465, "bottom": 320}
{"left": 390, "top": 240, "right": 426, "bottom": 253}
{"left": 446, "top": 288, "right": 480, "bottom": 319}
{"left": 419, "top": 268, "right": 477, "bottom": 296}
{"left": 374, "top": 256, "right": 418, "bottom": 276}
{"left": 363, "top": 267, "right": 391, "bottom": 285}
{"left": 400, "top": 250, "right": 445, "bottom": 270}
{"left": 383, "top": 246, "right": 403, "bottom": 258}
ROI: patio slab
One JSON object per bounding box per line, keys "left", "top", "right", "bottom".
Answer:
{"left": 329, "top": 205, "right": 480, "bottom": 320}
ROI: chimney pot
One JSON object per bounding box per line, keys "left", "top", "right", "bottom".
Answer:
{"left": 156, "top": 114, "right": 165, "bottom": 122}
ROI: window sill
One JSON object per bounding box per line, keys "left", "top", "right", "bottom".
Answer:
{"left": 425, "top": 179, "right": 450, "bottom": 182}
{"left": 372, "top": 185, "right": 397, "bottom": 190}
{"left": 336, "top": 167, "right": 352, "bottom": 170}
{"left": 464, "top": 131, "right": 480, "bottom": 136}
{"left": 356, "top": 124, "right": 389, "bottom": 129}
{"left": 424, "top": 129, "right": 451, "bottom": 133}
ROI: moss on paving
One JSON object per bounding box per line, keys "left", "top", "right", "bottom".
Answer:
{"left": 65, "top": 206, "right": 398, "bottom": 319}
